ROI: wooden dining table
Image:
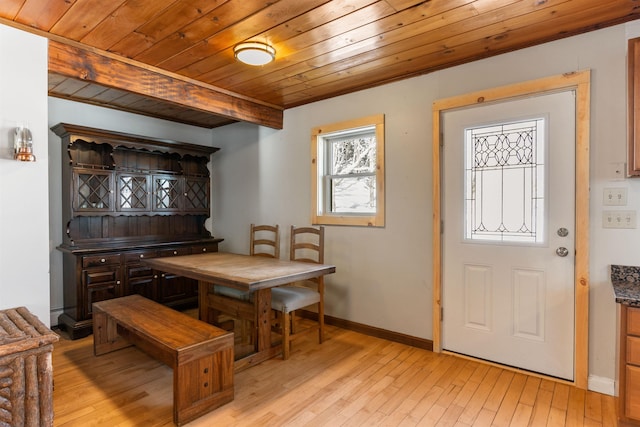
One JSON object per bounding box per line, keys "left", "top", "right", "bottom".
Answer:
{"left": 143, "top": 252, "right": 336, "bottom": 371}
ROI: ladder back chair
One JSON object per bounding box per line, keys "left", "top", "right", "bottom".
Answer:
{"left": 250, "top": 224, "right": 281, "bottom": 258}
{"left": 270, "top": 225, "right": 325, "bottom": 359}
{"left": 208, "top": 224, "right": 280, "bottom": 344}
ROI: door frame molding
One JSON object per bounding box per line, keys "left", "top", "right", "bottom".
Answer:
{"left": 432, "top": 70, "right": 591, "bottom": 389}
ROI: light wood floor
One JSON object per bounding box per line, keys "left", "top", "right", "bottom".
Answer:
{"left": 52, "top": 322, "right": 618, "bottom": 426}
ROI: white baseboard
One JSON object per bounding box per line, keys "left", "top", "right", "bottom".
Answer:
{"left": 50, "top": 308, "right": 63, "bottom": 328}
{"left": 588, "top": 375, "right": 616, "bottom": 396}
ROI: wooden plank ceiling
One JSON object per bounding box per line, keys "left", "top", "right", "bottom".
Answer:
{"left": 1, "top": 0, "right": 639, "bottom": 129}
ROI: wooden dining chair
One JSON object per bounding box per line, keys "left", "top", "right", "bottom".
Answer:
{"left": 250, "top": 224, "right": 280, "bottom": 258}
{"left": 270, "top": 225, "right": 325, "bottom": 360}
{"left": 208, "top": 224, "right": 280, "bottom": 343}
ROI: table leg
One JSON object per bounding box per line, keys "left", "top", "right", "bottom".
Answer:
{"left": 198, "top": 281, "right": 209, "bottom": 322}
{"left": 253, "top": 288, "right": 272, "bottom": 353}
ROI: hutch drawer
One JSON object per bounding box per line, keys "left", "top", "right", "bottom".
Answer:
{"left": 82, "top": 253, "right": 122, "bottom": 268}
{"left": 158, "top": 247, "right": 191, "bottom": 257}
{"left": 191, "top": 243, "right": 218, "bottom": 254}
{"left": 127, "top": 265, "right": 155, "bottom": 280}
{"left": 83, "top": 267, "right": 121, "bottom": 286}
{"left": 124, "top": 250, "right": 158, "bottom": 263}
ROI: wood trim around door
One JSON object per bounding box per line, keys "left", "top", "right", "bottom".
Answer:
{"left": 432, "top": 70, "right": 591, "bottom": 389}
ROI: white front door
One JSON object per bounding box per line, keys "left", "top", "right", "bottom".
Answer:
{"left": 442, "top": 91, "right": 575, "bottom": 380}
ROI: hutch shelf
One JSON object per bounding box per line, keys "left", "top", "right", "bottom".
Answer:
{"left": 52, "top": 123, "right": 222, "bottom": 339}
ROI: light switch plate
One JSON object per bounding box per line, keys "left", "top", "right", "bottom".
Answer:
{"left": 603, "top": 188, "right": 628, "bottom": 206}
{"left": 603, "top": 210, "right": 637, "bottom": 228}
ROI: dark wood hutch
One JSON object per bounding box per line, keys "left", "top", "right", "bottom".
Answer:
{"left": 52, "top": 123, "right": 222, "bottom": 339}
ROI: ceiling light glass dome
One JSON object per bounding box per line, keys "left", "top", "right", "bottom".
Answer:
{"left": 234, "top": 41, "right": 276, "bottom": 66}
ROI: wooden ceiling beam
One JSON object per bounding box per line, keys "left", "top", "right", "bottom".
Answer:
{"left": 48, "top": 40, "right": 283, "bottom": 129}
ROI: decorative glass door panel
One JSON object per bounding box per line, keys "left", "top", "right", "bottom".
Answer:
{"left": 464, "top": 119, "right": 546, "bottom": 244}
{"left": 117, "top": 174, "right": 150, "bottom": 213}
{"left": 183, "top": 177, "right": 209, "bottom": 213}
{"left": 73, "top": 169, "right": 114, "bottom": 213}
{"left": 153, "top": 175, "right": 182, "bottom": 212}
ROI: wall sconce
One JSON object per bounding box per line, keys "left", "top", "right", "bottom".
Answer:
{"left": 234, "top": 41, "right": 276, "bottom": 66}
{"left": 14, "top": 124, "right": 35, "bottom": 162}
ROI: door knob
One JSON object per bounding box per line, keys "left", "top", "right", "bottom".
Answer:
{"left": 556, "top": 247, "right": 569, "bottom": 257}
{"left": 557, "top": 227, "right": 569, "bottom": 237}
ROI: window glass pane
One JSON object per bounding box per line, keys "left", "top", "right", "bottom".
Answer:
{"left": 328, "top": 130, "right": 376, "bottom": 175}
{"left": 331, "top": 175, "right": 376, "bottom": 213}
{"left": 464, "top": 118, "right": 545, "bottom": 244}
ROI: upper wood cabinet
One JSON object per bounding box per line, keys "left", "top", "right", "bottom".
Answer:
{"left": 52, "top": 123, "right": 220, "bottom": 247}
{"left": 629, "top": 38, "right": 640, "bottom": 176}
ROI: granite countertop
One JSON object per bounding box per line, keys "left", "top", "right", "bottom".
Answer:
{"left": 611, "top": 265, "right": 640, "bottom": 307}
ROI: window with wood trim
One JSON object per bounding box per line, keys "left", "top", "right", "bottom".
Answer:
{"left": 311, "top": 114, "right": 385, "bottom": 227}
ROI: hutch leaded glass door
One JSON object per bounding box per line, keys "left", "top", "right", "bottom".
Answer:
{"left": 117, "top": 173, "right": 150, "bottom": 213}
{"left": 442, "top": 91, "right": 575, "bottom": 381}
{"left": 72, "top": 169, "right": 114, "bottom": 213}
{"left": 153, "top": 174, "right": 182, "bottom": 213}
{"left": 183, "top": 177, "right": 210, "bottom": 213}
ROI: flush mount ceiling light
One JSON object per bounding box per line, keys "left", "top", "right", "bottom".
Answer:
{"left": 234, "top": 41, "right": 276, "bottom": 66}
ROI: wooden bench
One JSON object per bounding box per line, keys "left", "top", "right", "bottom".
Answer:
{"left": 92, "top": 294, "right": 234, "bottom": 426}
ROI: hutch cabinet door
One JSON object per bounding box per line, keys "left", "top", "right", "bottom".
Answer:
{"left": 157, "top": 272, "right": 195, "bottom": 304}
{"left": 123, "top": 250, "right": 158, "bottom": 300}
{"left": 153, "top": 174, "right": 183, "bottom": 213}
{"left": 126, "top": 272, "right": 157, "bottom": 300}
{"left": 73, "top": 169, "right": 114, "bottom": 213}
{"left": 117, "top": 173, "right": 150, "bottom": 213}
{"left": 184, "top": 177, "right": 210, "bottom": 213}
{"left": 82, "top": 267, "right": 122, "bottom": 318}
{"left": 156, "top": 247, "right": 196, "bottom": 305}
{"left": 85, "top": 282, "right": 122, "bottom": 318}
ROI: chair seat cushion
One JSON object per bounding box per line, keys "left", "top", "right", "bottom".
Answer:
{"left": 214, "top": 285, "right": 252, "bottom": 301}
{"left": 271, "top": 286, "right": 320, "bottom": 313}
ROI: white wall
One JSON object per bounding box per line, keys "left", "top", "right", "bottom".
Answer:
{"left": 0, "top": 26, "right": 50, "bottom": 325}
{"left": 47, "top": 98, "right": 217, "bottom": 326}
{"left": 211, "top": 23, "right": 640, "bottom": 394}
